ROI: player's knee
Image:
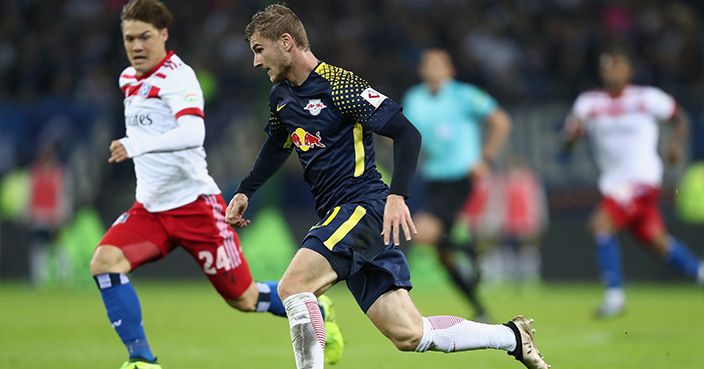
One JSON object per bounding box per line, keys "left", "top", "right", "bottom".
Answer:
{"left": 647, "top": 234, "right": 669, "bottom": 257}
{"left": 413, "top": 214, "right": 443, "bottom": 245}
{"left": 589, "top": 212, "right": 614, "bottom": 236}
{"left": 437, "top": 249, "right": 454, "bottom": 269}
{"left": 588, "top": 218, "right": 600, "bottom": 235}
{"left": 89, "top": 245, "right": 130, "bottom": 275}
{"left": 414, "top": 231, "right": 438, "bottom": 246}
{"left": 277, "top": 281, "right": 303, "bottom": 302}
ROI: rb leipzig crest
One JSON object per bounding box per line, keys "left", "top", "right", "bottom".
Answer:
{"left": 304, "top": 99, "right": 327, "bottom": 116}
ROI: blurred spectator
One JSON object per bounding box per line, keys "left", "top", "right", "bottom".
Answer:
{"left": 460, "top": 158, "right": 548, "bottom": 287}
{"left": 501, "top": 156, "right": 549, "bottom": 284}
{"left": 26, "top": 140, "right": 72, "bottom": 285}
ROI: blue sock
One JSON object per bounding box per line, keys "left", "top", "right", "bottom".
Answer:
{"left": 595, "top": 233, "right": 623, "bottom": 288}
{"left": 94, "top": 273, "right": 154, "bottom": 361}
{"left": 663, "top": 237, "right": 701, "bottom": 279}
{"left": 255, "top": 281, "right": 287, "bottom": 317}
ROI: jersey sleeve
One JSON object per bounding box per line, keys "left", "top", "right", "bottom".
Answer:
{"left": 463, "top": 85, "right": 498, "bottom": 121}
{"left": 264, "top": 110, "right": 293, "bottom": 147}
{"left": 320, "top": 64, "right": 402, "bottom": 133}
{"left": 264, "top": 86, "right": 294, "bottom": 148}
{"left": 570, "top": 93, "right": 591, "bottom": 122}
{"left": 160, "top": 65, "right": 205, "bottom": 119}
{"left": 644, "top": 87, "right": 677, "bottom": 121}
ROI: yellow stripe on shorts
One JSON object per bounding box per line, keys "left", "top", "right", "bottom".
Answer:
{"left": 310, "top": 206, "right": 341, "bottom": 231}
{"left": 323, "top": 205, "right": 367, "bottom": 250}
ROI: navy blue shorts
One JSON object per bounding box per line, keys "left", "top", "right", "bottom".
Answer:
{"left": 424, "top": 177, "right": 473, "bottom": 228}
{"left": 302, "top": 199, "right": 412, "bottom": 312}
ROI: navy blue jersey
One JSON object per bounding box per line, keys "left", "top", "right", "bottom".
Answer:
{"left": 265, "top": 62, "right": 401, "bottom": 217}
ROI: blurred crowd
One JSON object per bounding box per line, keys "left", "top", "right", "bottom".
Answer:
{"left": 2, "top": 0, "right": 703, "bottom": 104}
{"left": 1, "top": 0, "right": 703, "bottom": 202}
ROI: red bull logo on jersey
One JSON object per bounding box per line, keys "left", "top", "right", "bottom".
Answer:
{"left": 291, "top": 127, "right": 326, "bottom": 152}
{"left": 304, "top": 99, "right": 327, "bottom": 116}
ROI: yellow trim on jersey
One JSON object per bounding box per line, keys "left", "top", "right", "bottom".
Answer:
{"left": 310, "top": 206, "right": 340, "bottom": 231}
{"left": 323, "top": 206, "right": 367, "bottom": 250}
{"left": 283, "top": 135, "right": 293, "bottom": 149}
{"left": 353, "top": 123, "right": 364, "bottom": 177}
{"left": 315, "top": 62, "right": 328, "bottom": 75}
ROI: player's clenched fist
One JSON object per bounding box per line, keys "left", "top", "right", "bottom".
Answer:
{"left": 226, "top": 193, "right": 251, "bottom": 228}
{"left": 108, "top": 140, "right": 129, "bottom": 163}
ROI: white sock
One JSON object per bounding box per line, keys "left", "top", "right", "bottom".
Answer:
{"left": 603, "top": 287, "right": 625, "bottom": 306}
{"left": 415, "top": 316, "right": 516, "bottom": 353}
{"left": 283, "top": 293, "right": 325, "bottom": 369}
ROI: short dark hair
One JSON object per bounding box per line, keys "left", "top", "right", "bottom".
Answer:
{"left": 600, "top": 45, "right": 633, "bottom": 63}
{"left": 245, "top": 4, "right": 310, "bottom": 50}
{"left": 121, "top": 0, "right": 173, "bottom": 30}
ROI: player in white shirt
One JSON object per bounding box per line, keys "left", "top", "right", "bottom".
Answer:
{"left": 87, "top": 1, "right": 342, "bottom": 368}
{"left": 563, "top": 48, "right": 704, "bottom": 318}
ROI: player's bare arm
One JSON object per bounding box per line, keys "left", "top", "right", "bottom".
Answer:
{"left": 666, "top": 108, "right": 689, "bottom": 165}
{"left": 226, "top": 193, "right": 251, "bottom": 228}
{"left": 482, "top": 107, "right": 512, "bottom": 164}
{"left": 471, "top": 107, "right": 511, "bottom": 179}
{"left": 562, "top": 115, "right": 584, "bottom": 151}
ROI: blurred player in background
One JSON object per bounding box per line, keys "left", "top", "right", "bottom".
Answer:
{"left": 499, "top": 156, "right": 549, "bottom": 285}
{"left": 402, "top": 48, "right": 511, "bottom": 322}
{"left": 88, "top": 1, "right": 341, "bottom": 368}
{"left": 563, "top": 47, "right": 704, "bottom": 318}
{"left": 26, "top": 140, "right": 71, "bottom": 285}
{"left": 227, "top": 5, "right": 548, "bottom": 369}
{"left": 463, "top": 156, "right": 548, "bottom": 287}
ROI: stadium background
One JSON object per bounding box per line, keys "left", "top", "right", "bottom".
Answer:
{"left": 2, "top": 0, "right": 704, "bottom": 283}
{"left": 2, "top": 1, "right": 704, "bottom": 368}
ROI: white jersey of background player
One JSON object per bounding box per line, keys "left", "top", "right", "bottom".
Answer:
{"left": 117, "top": 51, "right": 219, "bottom": 211}
{"left": 567, "top": 82, "right": 675, "bottom": 203}
{"left": 563, "top": 49, "right": 703, "bottom": 319}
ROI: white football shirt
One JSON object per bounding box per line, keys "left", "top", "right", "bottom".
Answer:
{"left": 119, "top": 51, "right": 220, "bottom": 212}
{"left": 568, "top": 84, "right": 677, "bottom": 201}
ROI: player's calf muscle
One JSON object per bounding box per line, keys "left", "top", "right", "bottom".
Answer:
{"left": 226, "top": 297, "right": 257, "bottom": 312}
{"left": 225, "top": 286, "right": 259, "bottom": 312}
{"left": 388, "top": 329, "right": 422, "bottom": 351}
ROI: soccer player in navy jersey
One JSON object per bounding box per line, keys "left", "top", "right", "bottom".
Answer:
{"left": 226, "top": 4, "right": 549, "bottom": 369}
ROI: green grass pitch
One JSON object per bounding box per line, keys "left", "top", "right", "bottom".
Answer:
{"left": 1, "top": 281, "right": 703, "bottom": 368}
